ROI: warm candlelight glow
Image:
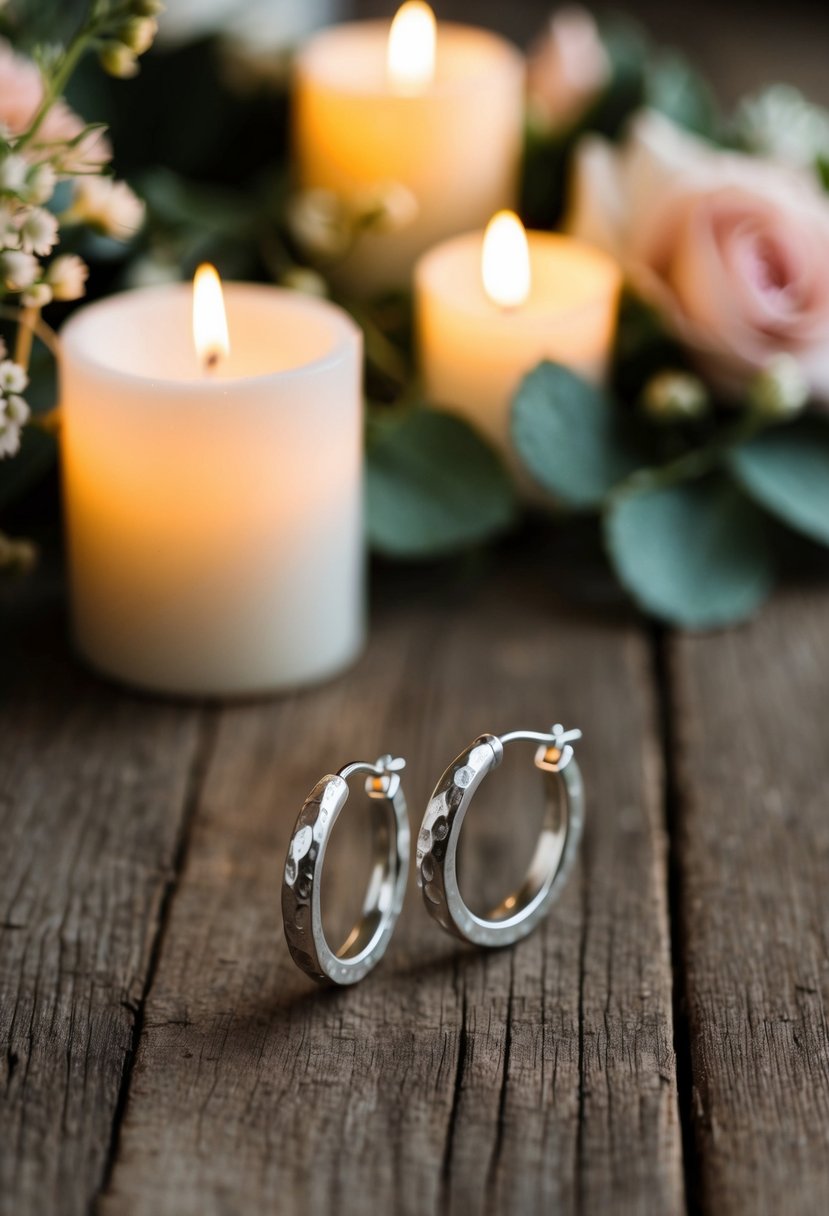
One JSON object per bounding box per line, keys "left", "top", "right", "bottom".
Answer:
{"left": 482, "top": 211, "right": 531, "bottom": 310}
{"left": 387, "top": 1, "right": 437, "bottom": 94}
{"left": 193, "top": 263, "right": 229, "bottom": 371}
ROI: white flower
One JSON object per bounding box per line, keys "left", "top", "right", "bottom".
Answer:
{"left": 45, "top": 253, "right": 88, "bottom": 300}
{"left": 118, "top": 16, "right": 158, "bottom": 54}
{"left": 0, "top": 418, "right": 23, "bottom": 458}
{"left": 527, "top": 7, "right": 610, "bottom": 135}
{"left": 280, "top": 266, "right": 328, "bottom": 296}
{"left": 18, "top": 207, "right": 59, "bottom": 255}
{"left": 99, "top": 41, "right": 139, "bottom": 78}
{"left": 0, "top": 153, "right": 29, "bottom": 193}
{"left": 24, "top": 162, "right": 57, "bottom": 206}
{"left": 0, "top": 201, "right": 21, "bottom": 248}
{"left": 4, "top": 393, "right": 30, "bottom": 426}
{"left": 0, "top": 249, "right": 38, "bottom": 290}
{"left": 0, "top": 359, "right": 28, "bottom": 394}
{"left": 21, "top": 280, "right": 52, "bottom": 308}
{"left": 66, "top": 176, "right": 145, "bottom": 240}
{"left": 352, "top": 182, "right": 419, "bottom": 233}
{"left": 736, "top": 84, "right": 829, "bottom": 171}
{"left": 287, "top": 188, "right": 351, "bottom": 258}
{"left": 748, "top": 354, "right": 809, "bottom": 418}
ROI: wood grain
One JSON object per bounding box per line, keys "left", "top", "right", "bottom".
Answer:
{"left": 0, "top": 582, "right": 208, "bottom": 1216}
{"left": 670, "top": 585, "right": 829, "bottom": 1214}
{"left": 98, "top": 558, "right": 683, "bottom": 1215}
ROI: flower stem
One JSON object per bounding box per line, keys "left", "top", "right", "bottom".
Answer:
{"left": 15, "top": 0, "right": 114, "bottom": 151}
{"left": 613, "top": 412, "right": 778, "bottom": 499}
{"left": 14, "top": 307, "right": 39, "bottom": 373}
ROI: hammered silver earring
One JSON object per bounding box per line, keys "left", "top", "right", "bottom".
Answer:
{"left": 282, "top": 755, "right": 409, "bottom": 985}
{"left": 416, "top": 725, "right": 584, "bottom": 947}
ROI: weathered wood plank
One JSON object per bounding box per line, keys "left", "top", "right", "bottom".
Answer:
{"left": 100, "top": 558, "right": 683, "bottom": 1215}
{"left": 670, "top": 585, "right": 829, "bottom": 1214}
{"left": 0, "top": 579, "right": 207, "bottom": 1216}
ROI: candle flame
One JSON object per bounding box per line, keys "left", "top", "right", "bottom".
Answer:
{"left": 482, "top": 211, "right": 531, "bottom": 310}
{"left": 387, "top": 1, "right": 436, "bottom": 94}
{"left": 193, "top": 263, "right": 229, "bottom": 371}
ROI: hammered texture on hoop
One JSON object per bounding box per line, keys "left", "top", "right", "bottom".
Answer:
{"left": 282, "top": 760, "right": 409, "bottom": 985}
{"left": 416, "top": 729, "right": 584, "bottom": 948}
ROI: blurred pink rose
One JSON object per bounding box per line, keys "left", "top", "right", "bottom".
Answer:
{"left": 0, "top": 38, "right": 110, "bottom": 170}
{"left": 567, "top": 110, "right": 829, "bottom": 402}
{"left": 527, "top": 8, "right": 610, "bottom": 135}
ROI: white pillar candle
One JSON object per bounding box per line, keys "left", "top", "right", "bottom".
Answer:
{"left": 59, "top": 278, "right": 364, "bottom": 697}
{"left": 293, "top": 3, "right": 525, "bottom": 298}
{"left": 415, "top": 212, "right": 622, "bottom": 464}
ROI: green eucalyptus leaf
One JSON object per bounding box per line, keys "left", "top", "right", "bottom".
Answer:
{"left": 646, "top": 52, "right": 720, "bottom": 139}
{"left": 366, "top": 408, "right": 517, "bottom": 558}
{"left": 511, "top": 361, "right": 644, "bottom": 508}
{"left": 604, "top": 474, "right": 775, "bottom": 628}
{"left": 729, "top": 417, "right": 829, "bottom": 547}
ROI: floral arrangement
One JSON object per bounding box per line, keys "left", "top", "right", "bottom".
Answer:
{"left": 3, "top": 3, "right": 829, "bottom": 628}
{"left": 0, "top": 0, "right": 155, "bottom": 566}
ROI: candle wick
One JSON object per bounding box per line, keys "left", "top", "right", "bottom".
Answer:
{"left": 204, "top": 350, "right": 221, "bottom": 375}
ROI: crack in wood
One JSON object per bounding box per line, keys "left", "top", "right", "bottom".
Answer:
{"left": 653, "top": 628, "right": 700, "bottom": 1216}
{"left": 575, "top": 863, "right": 589, "bottom": 1216}
{"left": 92, "top": 707, "right": 219, "bottom": 1211}
{"left": 440, "top": 967, "right": 468, "bottom": 1214}
{"left": 485, "top": 950, "right": 515, "bottom": 1213}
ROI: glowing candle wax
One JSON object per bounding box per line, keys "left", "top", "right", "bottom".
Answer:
{"left": 415, "top": 211, "right": 622, "bottom": 467}
{"left": 293, "top": 2, "right": 525, "bottom": 297}
{"left": 60, "top": 269, "right": 364, "bottom": 697}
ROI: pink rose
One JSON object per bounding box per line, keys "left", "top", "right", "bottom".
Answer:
{"left": 567, "top": 110, "right": 829, "bottom": 402}
{"left": 0, "top": 38, "right": 110, "bottom": 170}
{"left": 527, "top": 8, "right": 609, "bottom": 135}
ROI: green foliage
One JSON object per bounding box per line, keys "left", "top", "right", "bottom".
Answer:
{"left": 366, "top": 408, "right": 517, "bottom": 559}
{"left": 511, "top": 362, "right": 644, "bottom": 507}
{"left": 645, "top": 52, "right": 720, "bottom": 139}
{"left": 604, "top": 475, "right": 775, "bottom": 627}
{"left": 729, "top": 418, "right": 829, "bottom": 547}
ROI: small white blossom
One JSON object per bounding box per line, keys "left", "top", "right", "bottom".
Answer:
{"left": 99, "top": 41, "right": 139, "bottom": 78}
{"left": 5, "top": 394, "right": 30, "bottom": 427}
{"left": 0, "top": 153, "right": 29, "bottom": 194}
{"left": 352, "top": 182, "right": 419, "bottom": 233}
{"left": 749, "top": 354, "right": 809, "bottom": 417}
{"left": 24, "top": 162, "right": 57, "bottom": 206}
{"left": 118, "top": 16, "right": 158, "bottom": 54}
{"left": 0, "top": 419, "right": 23, "bottom": 457}
{"left": 66, "top": 176, "right": 145, "bottom": 240}
{"left": 641, "top": 370, "right": 710, "bottom": 422}
{"left": 287, "top": 189, "right": 351, "bottom": 258}
{"left": 736, "top": 84, "right": 829, "bottom": 171}
{"left": 0, "top": 359, "right": 28, "bottom": 394}
{"left": 0, "top": 249, "right": 39, "bottom": 290}
{"left": 280, "top": 266, "right": 329, "bottom": 297}
{"left": 18, "top": 207, "right": 59, "bottom": 256}
{"left": 21, "top": 281, "right": 53, "bottom": 308}
{"left": 0, "top": 202, "right": 21, "bottom": 248}
{"left": 45, "top": 253, "right": 88, "bottom": 301}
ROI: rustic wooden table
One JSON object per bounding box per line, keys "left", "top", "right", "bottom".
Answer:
{"left": 1, "top": 538, "right": 828, "bottom": 1215}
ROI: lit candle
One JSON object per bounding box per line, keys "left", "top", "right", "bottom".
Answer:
{"left": 59, "top": 270, "right": 364, "bottom": 697}
{"left": 293, "top": 3, "right": 525, "bottom": 297}
{"left": 415, "top": 211, "right": 622, "bottom": 463}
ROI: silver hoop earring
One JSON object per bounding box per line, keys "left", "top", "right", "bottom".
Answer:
{"left": 416, "top": 725, "right": 584, "bottom": 948}
{"left": 282, "top": 755, "right": 409, "bottom": 985}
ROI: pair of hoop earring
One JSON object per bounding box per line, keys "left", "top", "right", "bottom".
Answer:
{"left": 281, "top": 725, "right": 584, "bottom": 986}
